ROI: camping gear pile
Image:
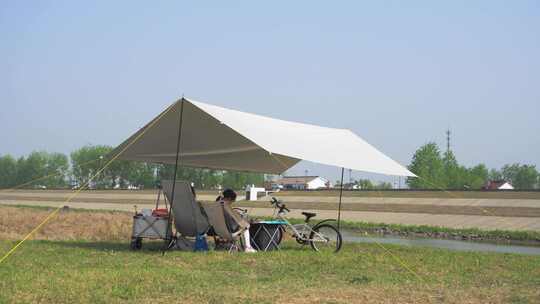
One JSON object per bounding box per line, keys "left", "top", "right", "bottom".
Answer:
{"left": 130, "top": 188, "right": 170, "bottom": 250}
{"left": 130, "top": 180, "right": 251, "bottom": 252}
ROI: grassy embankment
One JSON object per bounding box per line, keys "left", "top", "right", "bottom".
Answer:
{"left": 1, "top": 205, "right": 539, "bottom": 303}
{"left": 337, "top": 220, "right": 540, "bottom": 244}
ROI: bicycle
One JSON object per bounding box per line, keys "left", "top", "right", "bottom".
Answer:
{"left": 270, "top": 197, "right": 342, "bottom": 253}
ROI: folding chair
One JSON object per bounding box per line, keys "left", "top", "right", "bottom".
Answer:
{"left": 202, "top": 202, "right": 249, "bottom": 252}
{"left": 161, "top": 180, "right": 210, "bottom": 249}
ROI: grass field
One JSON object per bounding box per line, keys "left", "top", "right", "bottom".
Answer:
{"left": 1, "top": 240, "right": 540, "bottom": 303}
{"left": 1, "top": 206, "right": 540, "bottom": 303}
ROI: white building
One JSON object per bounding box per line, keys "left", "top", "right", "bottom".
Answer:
{"left": 276, "top": 176, "right": 329, "bottom": 190}
{"left": 245, "top": 184, "right": 267, "bottom": 201}
{"left": 484, "top": 180, "right": 515, "bottom": 190}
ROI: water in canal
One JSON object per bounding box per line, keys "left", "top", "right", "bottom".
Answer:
{"left": 341, "top": 230, "right": 540, "bottom": 256}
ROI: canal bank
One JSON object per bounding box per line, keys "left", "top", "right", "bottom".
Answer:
{"left": 342, "top": 230, "right": 540, "bottom": 255}
{"left": 338, "top": 220, "right": 540, "bottom": 246}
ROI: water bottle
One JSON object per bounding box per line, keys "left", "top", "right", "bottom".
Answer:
{"left": 194, "top": 234, "right": 208, "bottom": 251}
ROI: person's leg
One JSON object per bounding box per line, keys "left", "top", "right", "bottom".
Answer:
{"left": 243, "top": 229, "right": 256, "bottom": 252}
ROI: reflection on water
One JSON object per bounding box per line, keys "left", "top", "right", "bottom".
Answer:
{"left": 341, "top": 230, "right": 540, "bottom": 256}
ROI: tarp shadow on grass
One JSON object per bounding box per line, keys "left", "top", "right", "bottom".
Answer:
{"left": 50, "top": 240, "right": 166, "bottom": 253}
{"left": 46, "top": 239, "right": 322, "bottom": 254}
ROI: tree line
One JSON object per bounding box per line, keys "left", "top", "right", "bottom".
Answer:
{"left": 1, "top": 142, "right": 538, "bottom": 191}
{"left": 0, "top": 145, "right": 263, "bottom": 190}
{"left": 406, "top": 143, "right": 539, "bottom": 190}
{"left": 338, "top": 179, "right": 394, "bottom": 190}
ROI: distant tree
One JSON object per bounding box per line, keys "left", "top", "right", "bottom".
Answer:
{"left": 11, "top": 151, "right": 69, "bottom": 189}
{"left": 407, "top": 141, "right": 491, "bottom": 190}
{"left": 106, "top": 159, "right": 133, "bottom": 189}
{"left": 516, "top": 165, "right": 537, "bottom": 190}
{"left": 156, "top": 164, "right": 174, "bottom": 184}
{"left": 357, "top": 179, "right": 374, "bottom": 190}
{"left": 442, "top": 150, "right": 460, "bottom": 189}
{"left": 0, "top": 155, "right": 17, "bottom": 188}
{"left": 128, "top": 162, "right": 158, "bottom": 189}
{"left": 15, "top": 157, "right": 27, "bottom": 185}
{"left": 501, "top": 164, "right": 520, "bottom": 185}
{"left": 375, "top": 181, "right": 393, "bottom": 190}
{"left": 488, "top": 168, "right": 503, "bottom": 181}
{"left": 204, "top": 170, "right": 222, "bottom": 189}
{"left": 156, "top": 165, "right": 262, "bottom": 190}
{"left": 70, "top": 145, "right": 112, "bottom": 188}
{"left": 501, "top": 163, "right": 538, "bottom": 189}
{"left": 43, "top": 152, "right": 69, "bottom": 188}
{"left": 16, "top": 152, "right": 47, "bottom": 187}
{"left": 222, "top": 171, "right": 264, "bottom": 190}
{"left": 465, "top": 164, "right": 489, "bottom": 189}
{"left": 407, "top": 143, "right": 445, "bottom": 189}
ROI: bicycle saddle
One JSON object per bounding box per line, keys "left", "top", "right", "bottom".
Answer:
{"left": 301, "top": 212, "right": 317, "bottom": 222}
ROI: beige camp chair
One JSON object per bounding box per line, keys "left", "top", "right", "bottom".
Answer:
{"left": 162, "top": 180, "right": 210, "bottom": 238}
{"left": 202, "top": 202, "right": 249, "bottom": 252}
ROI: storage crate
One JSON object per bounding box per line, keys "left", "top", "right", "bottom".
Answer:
{"left": 132, "top": 215, "right": 170, "bottom": 239}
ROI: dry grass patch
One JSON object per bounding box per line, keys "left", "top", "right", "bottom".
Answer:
{"left": 0, "top": 206, "right": 132, "bottom": 241}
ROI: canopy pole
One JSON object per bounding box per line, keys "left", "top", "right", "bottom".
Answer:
{"left": 337, "top": 167, "right": 345, "bottom": 231}
{"left": 163, "top": 98, "right": 185, "bottom": 254}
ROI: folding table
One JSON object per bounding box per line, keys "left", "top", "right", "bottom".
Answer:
{"left": 249, "top": 220, "right": 287, "bottom": 251}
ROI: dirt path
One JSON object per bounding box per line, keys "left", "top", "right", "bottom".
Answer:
{"left": 3, "top": 191, "right": 540, "bottom": 217}
{"left": 2, "top": 190, "right": 540, "bottom": 207}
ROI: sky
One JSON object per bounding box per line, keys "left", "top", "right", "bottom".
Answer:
{"left": 1, "top": 1, "right": 539, "bottom": 183}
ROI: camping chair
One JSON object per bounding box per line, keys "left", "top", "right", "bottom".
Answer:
{"left": 162, "top": 180, "right": 210, "bottom": 246}
{"left": 202, "top": 202, "right": 250, "bottom": 252}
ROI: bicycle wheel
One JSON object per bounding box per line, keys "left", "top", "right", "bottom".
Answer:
{"left": 309, "top": 224, "right": 342, "bottom": 253}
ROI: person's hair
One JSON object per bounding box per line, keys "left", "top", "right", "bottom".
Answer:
{"left": 222, "top": 189, "right": 237, "bottom": 201}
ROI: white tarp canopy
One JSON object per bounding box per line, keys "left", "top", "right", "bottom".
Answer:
{"left": 114, "top": 98, "right": 415, "bottom": 177}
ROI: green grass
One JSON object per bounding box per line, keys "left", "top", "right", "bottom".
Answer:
{"left": 1, "top": 240, "right": 539, "bottom": 303}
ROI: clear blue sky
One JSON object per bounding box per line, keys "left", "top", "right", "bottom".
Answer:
{"left": 1, "top": 1, "right": 539, "bottom": 183}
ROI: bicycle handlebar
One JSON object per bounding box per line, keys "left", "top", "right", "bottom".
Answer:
{"left": 270, "top": 197, "right": 290, "bottom": 212}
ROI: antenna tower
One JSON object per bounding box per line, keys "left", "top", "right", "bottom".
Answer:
{"left": 446, "top": 129, "right": 451, "bottom": 153}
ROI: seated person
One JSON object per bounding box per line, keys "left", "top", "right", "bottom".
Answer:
{"left": 216, "top": 189, "right": 256, "bottom": 253}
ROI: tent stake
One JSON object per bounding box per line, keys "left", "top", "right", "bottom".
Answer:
{"left": 163, "top": 98, "right": 185, "bottom": 255}
{"left": 337, "top": 167, "right": 344, "bottom": 231}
